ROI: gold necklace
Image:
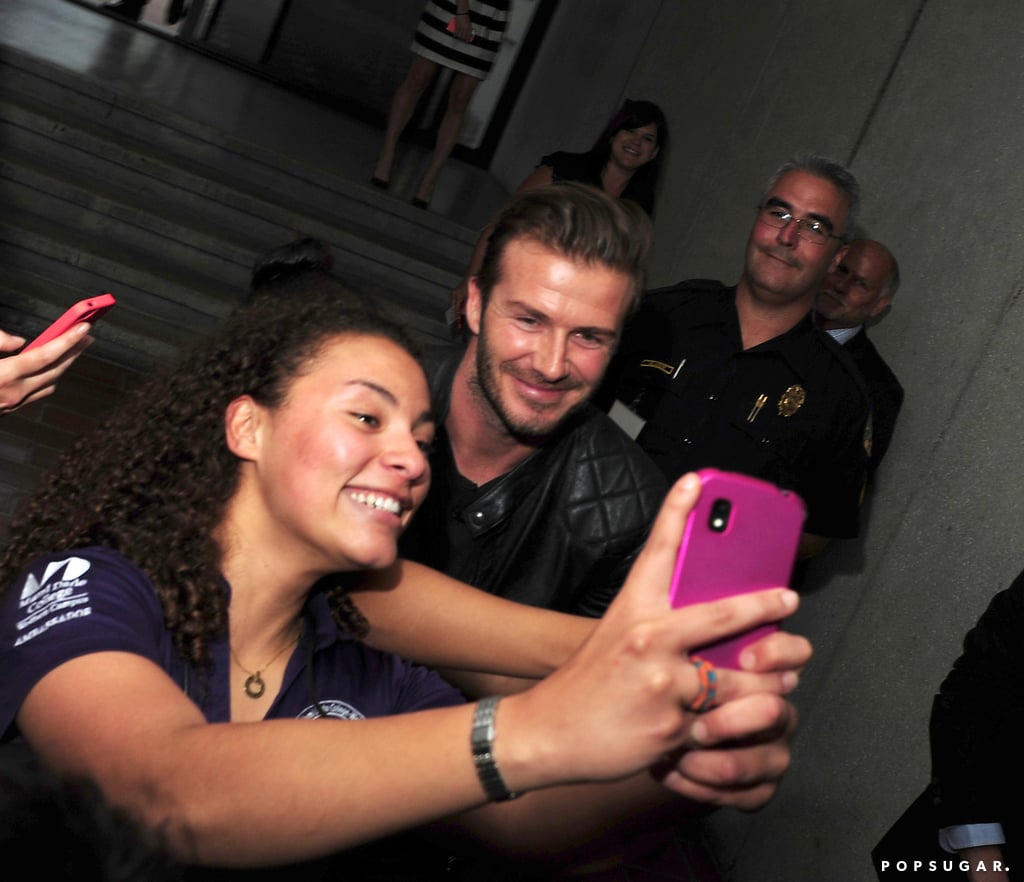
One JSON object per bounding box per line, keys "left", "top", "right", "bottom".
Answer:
{"left": 230, "top": 631, "right": 300, "bottom": 700}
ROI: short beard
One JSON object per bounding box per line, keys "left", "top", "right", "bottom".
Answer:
{"left": 471, "top": 325, "right": 587, "bottom": 442}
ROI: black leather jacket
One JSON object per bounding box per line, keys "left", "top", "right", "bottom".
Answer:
{"left": 399, "top": 351, "right": 667, "bottom": 617}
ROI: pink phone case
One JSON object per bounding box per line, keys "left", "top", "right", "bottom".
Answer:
{"left": 23, "top": 293, "right": 116, "bottom": 352}
{"left": 669, "top": 468, "right": 805, "bottom": 668}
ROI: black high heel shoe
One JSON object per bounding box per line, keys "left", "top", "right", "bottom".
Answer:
{"left": 411, "top": 196, "right": 430, "bottom": 209}
{"left": 370, "top": 176, "right": 390, "bottom": 191}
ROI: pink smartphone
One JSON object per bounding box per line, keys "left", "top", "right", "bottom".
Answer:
{"left": 446, "top": 16, "right": 457, "bottom": 33}
{"left": 23, "top": 293, "right": 116, "bottom": 352}
{"left": 669, "top": 468, "right": 805, "bottom": 668}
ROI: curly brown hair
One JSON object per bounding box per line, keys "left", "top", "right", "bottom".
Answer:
{"left": 0, "top": 277, "right": 424, "bottom": 669}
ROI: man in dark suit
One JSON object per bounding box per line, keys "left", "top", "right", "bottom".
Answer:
{"left": 872, "top": 572, "right": 1023, "bottom": 881}
{"left": 815, "top": 238, "right": 904, "bottom": 476}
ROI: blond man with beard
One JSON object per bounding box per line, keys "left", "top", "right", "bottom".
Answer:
{"left": 399, "top": 183, "right": 666, "bottom": 624}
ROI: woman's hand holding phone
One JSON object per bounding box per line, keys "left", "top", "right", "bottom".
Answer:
{"left": 498, "top": 473, "right": 810, "bottom": 810}
{"left": 0, "top": 293, "right": 115, "bottom": 414}
{"left": 23, "top": 293, "right": 115, "bottom": 353}
{"left": 0, "top": 322, "right": 93, "bottom": 414}
{"left": 447, "top": 14, "right": 474, "bottom": 42}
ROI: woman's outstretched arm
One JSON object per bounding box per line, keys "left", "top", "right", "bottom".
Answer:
{"left": 349, "top": 558, "right": 595, "bottom": 677}
{"left": 18, "top": 475, "right": 809, "bottom": 867}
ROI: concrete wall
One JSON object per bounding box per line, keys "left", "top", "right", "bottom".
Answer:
{"left": 607, "top": 1, "right": 1024, "bottom": 879}
{"left": 490, "top": 0, "right": 665, "bottom": 190}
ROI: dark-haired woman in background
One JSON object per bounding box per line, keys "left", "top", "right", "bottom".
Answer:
{"left": 533, "top": 98, "right": 668, "bottom": 218}
{"left": 449, "top": 99, "right": 669, "bottom": 322}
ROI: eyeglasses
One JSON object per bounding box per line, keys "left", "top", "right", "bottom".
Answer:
{"left": 756, "top": 204, "right": 839, "bottom": 246}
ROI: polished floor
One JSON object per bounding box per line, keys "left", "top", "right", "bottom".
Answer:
{"left": 2, "top": 0, "right": 509, "bottom": 230}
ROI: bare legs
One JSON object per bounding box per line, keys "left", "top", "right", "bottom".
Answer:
{"left": 374, "top": 55, "right": 439, "bottom": 186}
{"left": 412, "top": 71, "right": 481, "bottom": 205}
{"left": 373, "top": 56, "right": 482, "bottom": 208}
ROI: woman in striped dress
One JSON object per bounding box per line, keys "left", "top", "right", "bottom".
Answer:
{"left": 372, "top": 1, "right": 511, "bottom": 209}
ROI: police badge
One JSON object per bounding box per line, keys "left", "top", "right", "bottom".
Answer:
{"left": 777, "top": 385, "right": 806, "bottom": 417}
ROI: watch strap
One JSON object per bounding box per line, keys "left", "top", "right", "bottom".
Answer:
{"left": 471, "top": 696, "right": 519, "bottom": 802}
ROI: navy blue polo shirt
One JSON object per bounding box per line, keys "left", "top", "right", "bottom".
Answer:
{"left": 0, "top": 547, "right": 463, "bottom": 739}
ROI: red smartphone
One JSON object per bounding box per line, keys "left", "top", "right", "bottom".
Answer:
{"left": 669, "top": 468, "right": 805, "bottom": 668}
{"left": 23, "top": 293, "right": 116, "bottom": 352}
{"left": 447, "top": 16, "right": 473, "bottom": 40}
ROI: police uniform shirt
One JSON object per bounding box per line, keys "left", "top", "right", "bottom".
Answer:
{"left": 609, "top": 281, "right": 870, "bottom": 539}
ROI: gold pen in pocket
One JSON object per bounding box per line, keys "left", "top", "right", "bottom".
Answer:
{"left": 746, "top": 394, "right": 768, "bottom": 423}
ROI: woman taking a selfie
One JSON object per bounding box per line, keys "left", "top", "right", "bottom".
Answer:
{"left": 0, "top": 279, "right": 807, "bottom": 876}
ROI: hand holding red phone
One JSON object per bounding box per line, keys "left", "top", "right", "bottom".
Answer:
{"left": 22, "top": 293, "right": 116, "bottom": 352}
{"left": 446, "top": 14, "right": 474, "bottom": 42}
{"left": 0, "top": 324, "right": 91, "bottom": 414}
{"left": 0, "top": 293, "right": 115, "bottom": 414}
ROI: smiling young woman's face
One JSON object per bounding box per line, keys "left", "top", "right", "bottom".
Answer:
{"left": 608, "top": 122, "right": 660, "bottom": 171}
{"left": 238, "top": 333, "right": 434, "bottom": 573}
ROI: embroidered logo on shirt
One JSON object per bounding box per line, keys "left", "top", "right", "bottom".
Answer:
{"left": 20, "top": 557, "right": 91, "bottom": 603}
{"left": 297, "top": 700, "right": 365, "bottom": 720}
{"left": 14, "top": 556, "right": 93, "bottom": 646}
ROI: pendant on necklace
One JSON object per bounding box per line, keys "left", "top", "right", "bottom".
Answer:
{"left": 232, "top": 629, "right": 300, "bottom": 700}
{"left": 244, "top": 672, "right": 266, "bottom": 699}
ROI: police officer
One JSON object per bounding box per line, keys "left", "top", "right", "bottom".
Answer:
{"left": 602, "top": 154, "right": 871, "bottom": 559}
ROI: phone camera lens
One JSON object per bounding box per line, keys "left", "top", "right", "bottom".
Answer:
{"left": 708, "top": 498, "right": 731, "bottom": 533}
